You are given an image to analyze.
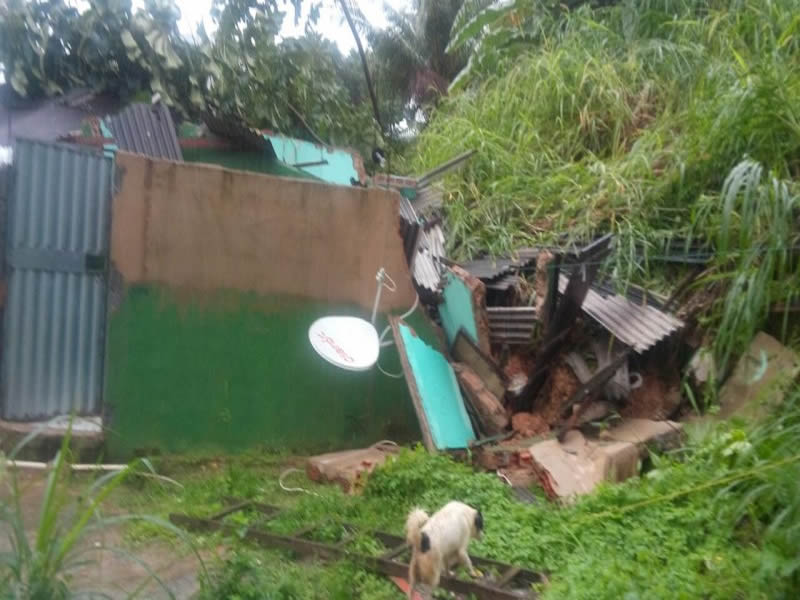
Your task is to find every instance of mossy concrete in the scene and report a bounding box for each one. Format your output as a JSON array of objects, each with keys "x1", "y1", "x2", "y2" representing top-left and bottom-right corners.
[{"x1": 105, "y1": 285, "x2": 433, "y2": 459}]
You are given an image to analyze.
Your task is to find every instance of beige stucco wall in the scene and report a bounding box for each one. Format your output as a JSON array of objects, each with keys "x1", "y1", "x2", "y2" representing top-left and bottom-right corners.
[{"x1": 111, "y1": 152, "x2": 416, "y2": 311}]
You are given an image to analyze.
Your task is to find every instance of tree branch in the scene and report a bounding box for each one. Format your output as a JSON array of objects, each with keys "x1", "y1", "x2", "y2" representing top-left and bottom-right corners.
[{"x1": 337, "y1": 0, "x2": 385, "y2": 135}]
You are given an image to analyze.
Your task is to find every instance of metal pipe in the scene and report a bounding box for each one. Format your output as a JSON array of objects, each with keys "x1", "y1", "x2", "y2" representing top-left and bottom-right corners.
[
  {"x1": 371, "y1": 268, "x2": 386, "y2": 325},
  {"x1": 5, "y1": 460, "x2": 126, "y2": 471}
]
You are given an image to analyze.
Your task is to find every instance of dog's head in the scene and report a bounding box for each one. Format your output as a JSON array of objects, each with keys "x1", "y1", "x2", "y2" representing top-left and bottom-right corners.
[{"x1": 472, "y1": 507, "x2": 484, "y2": 539}]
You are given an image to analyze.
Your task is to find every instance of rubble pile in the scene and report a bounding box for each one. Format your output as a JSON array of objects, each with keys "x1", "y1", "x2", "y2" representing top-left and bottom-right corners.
[
  {"x1": 390, "y1": 194, "x2": 799, "y2": 502},
  {"x1": 311, "y1": 158, "x2": 800, "y2": 504}
]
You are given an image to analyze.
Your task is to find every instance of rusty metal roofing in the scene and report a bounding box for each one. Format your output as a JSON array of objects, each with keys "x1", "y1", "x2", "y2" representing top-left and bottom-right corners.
[
  {"x1": 558, "y1": 274, "x2": 684, "y2": 353},
  {"x1": 108, "y1": 102, "x2": 183, "y2": 161}
]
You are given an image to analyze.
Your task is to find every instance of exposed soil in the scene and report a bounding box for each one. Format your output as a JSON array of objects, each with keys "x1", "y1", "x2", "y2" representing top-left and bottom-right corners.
[
  {"x1": 511, "y1": 412, "x2": 550, "y2": 437},
  {"x1": 623, "y1": 375, "x2": 682, "y2": 420},
  {"x1": 503, "y1": 352, "x2": 535, "y2": 380},
  {"x1": 537, "y1": 362, "x2": 581, "y2": 425}
]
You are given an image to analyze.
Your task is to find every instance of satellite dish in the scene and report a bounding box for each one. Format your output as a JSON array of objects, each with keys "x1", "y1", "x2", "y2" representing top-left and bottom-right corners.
[{"x1": 308, "y1": 316, "x2": 380, "y2": 372}]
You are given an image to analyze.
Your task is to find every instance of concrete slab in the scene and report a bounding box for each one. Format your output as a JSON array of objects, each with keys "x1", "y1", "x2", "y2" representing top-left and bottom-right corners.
[{"x1": 718, "y1": 332, "x2": 800, "y2": 419}]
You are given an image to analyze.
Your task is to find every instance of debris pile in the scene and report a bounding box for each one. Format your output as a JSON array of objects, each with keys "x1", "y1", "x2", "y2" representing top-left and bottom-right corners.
[{"x1": 308, "y1": 152, "x2": 799, "y2": 503}]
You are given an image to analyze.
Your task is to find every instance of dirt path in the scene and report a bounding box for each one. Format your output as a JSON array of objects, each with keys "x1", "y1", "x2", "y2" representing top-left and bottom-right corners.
[{"x1": 1, "y1": 471, "x2": 213, "y2": 599}]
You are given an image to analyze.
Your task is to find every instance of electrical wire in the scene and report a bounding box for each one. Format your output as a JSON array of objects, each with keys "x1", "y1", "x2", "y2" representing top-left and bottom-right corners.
[
  {"x1": 376, "y1": 293, "x2": 420, "y2": 378},
  {"x1": 278, "y1": 442, "x2": 398, "y2": 496},
  {"x1": 279, "y1": 468, "x2": 320, "y2": 497}
]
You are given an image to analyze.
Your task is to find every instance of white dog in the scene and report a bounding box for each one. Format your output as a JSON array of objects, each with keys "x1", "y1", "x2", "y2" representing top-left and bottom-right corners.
[{"x1": 404, "y1": 501, "x2": 484, "y2": 598}]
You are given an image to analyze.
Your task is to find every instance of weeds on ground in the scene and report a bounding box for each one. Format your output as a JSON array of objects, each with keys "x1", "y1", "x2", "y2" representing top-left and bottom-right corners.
[
  {"x1": 0, "y1": 422, "x2": 197, "y2": 599},
  {"x1": 189, "y1": 386, "x2": 800, "y2": 600}
]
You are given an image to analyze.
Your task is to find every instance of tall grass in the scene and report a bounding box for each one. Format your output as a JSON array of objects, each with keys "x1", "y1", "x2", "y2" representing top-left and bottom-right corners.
[
  {"x1": 0, "y1": 422, "x2": 197, "y2": 599},
  {"x1": 412, "y1": 0, "x2": 800, "y2": 289},
  {"x1": 691, "y1": 159, "x2": 800, "y2": 374}
]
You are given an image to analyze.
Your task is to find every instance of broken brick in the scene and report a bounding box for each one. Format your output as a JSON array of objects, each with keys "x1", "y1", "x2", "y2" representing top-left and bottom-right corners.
[
  {"x1": 306, "y1": 442, "x2": 399, "y2": 495},
  {"x1": 453, "y1": 362, "x2": 509, "y2": 435}
]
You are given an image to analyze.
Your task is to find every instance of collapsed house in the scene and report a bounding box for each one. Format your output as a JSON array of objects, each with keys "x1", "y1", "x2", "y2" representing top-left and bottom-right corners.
[
  {"x1": 2, "y1": 95, "x2": 798, "y2": 495},
  {"x1": 0, "y1": 97, "x2": 437, "y2": 458}
]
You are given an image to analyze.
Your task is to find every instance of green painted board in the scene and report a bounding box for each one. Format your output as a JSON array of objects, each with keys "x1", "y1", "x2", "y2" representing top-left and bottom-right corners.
[
  {"x1": 266, "y1": 134, "x2": 360, "y2": 186},
  {"x1": 396, "y1": 322, "x2": 476, "y2": 450},
  {"x1": 439, "y1": 270, "x2": 479, "y2": 350},
  {"x1": 182, "y1": 147, "x2": 322, "y2": 181}
]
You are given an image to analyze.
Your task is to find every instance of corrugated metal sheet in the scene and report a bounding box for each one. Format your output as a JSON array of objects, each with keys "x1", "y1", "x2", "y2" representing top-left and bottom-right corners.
[
  {"x1": 2, "y1": 139, "x2": 112, "y2": 420},
  {"x1": 398, "y1": 194, "x2": 418, "y2": 225},
  {"x1": 203, "y1": 111, "x2": 271, "y2": 153},
  {"x1": 487, "y1": 273, "x2": 522, "y2": 292},
  {"x1": 461, "y1": 248, "x2": 539, "y2": 281},
  {"x1": 558, "y1": 274, "x2": 683, "y2": 353},
  {"x1": 411, "y1": 224, "x2": 446, "y2": 293},
  {"x1": 487, "y1": 307, "x2": 537, "y2": 344},
  {"x1": 109, "y1": 103, "x2": 183, "y2": 161},
  {"x1": 415, "y1": 183, "x2": 444, "y2": 213}
]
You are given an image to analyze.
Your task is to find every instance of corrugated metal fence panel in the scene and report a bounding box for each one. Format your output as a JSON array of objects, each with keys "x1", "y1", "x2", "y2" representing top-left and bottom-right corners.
[
  {"x1": 109, "y1": 103, "x2": 183, "y2": 161},
  {"x1": 2, "y1": 139, "x2": 112, "y2": 420},
  {"x1": 0, "y1": 166, "x2": 8, "y2": 278}
]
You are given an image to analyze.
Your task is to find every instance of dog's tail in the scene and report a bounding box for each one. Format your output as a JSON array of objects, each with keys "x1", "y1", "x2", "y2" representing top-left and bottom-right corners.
[{"x1": 405, "y1": 508, "x2": 429, "y2": 549}]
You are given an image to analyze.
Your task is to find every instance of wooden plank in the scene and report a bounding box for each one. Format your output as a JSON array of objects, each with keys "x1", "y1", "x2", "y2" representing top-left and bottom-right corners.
[
  {"x1": 170, "y1": 513, "x2": 538, "y2": 600},
  {"x1": 379, "y1": 542, "x2": 409, "y2": 560},
  {"x1": 452, "y1": 328, "x2": 507, "y2": 400},
  {"x1": 390, "y1": 317, "x2": 438, "y2": 452},
  {"x1": 496, "y1": 567, "x2": 521, "y2": 587},
  {"x1": 210, "y1": 500, "x2": 252, "y2": 521}
]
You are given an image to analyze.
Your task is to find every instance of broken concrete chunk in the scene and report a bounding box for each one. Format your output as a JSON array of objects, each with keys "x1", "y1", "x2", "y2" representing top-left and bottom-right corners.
[
  {"x1": 718, "y1": 332, "x2": 800, "y2": 420},
  {"x1": 600, "y1": 418, "x2": 683, "y2": 453},
  {"x1": 306, "y1": 442, "x2": 400, "y2": 495},
  {"x1": 688, "y1": 347, "x2": 717, "y2": 386},
  {"x1": 452, "y1": 363, "x2": 510, "y2": 435},
  {"x1": 451, "y1": 329, "x2": 507, "y2": 400},
  {"x1": 528, "y1": 430, "x2": 640, "y2": 501}
]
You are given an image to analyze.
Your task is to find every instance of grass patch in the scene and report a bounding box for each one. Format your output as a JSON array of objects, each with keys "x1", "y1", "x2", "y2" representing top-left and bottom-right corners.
[
  {"x1": 120, "y1": 387, "x2": 800, "y2": 599},
  {"x1": 409, "y1": 0, "x2": 800, "y2": 383}
]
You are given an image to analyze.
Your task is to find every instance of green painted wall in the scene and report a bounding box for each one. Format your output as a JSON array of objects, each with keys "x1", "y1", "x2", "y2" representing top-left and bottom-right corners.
[
  {"x1": 439, "y1": 270, "x2": 479, "y2": 351},
  {"x1": 105, "y1": 285, "x2": 435, "y2": 459},
  {"x1": 266, "y1": 134, "x2": 360, "y2": 185},
  {"x1": 182, "y1": 147, "x2": 321, "y2": 181},
  {"x1": 398, "y1": 322, "x2": 475, "y2": 450}
]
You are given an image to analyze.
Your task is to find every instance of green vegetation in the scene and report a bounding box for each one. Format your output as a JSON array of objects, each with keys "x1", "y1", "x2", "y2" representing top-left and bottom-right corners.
[
  {"x1": 112, "y1": 386, "x2": 800, "y2": 599},
  {"x1": 0, "y1": 424, "x2": 191, "y2": 599},
  {"x1": 411, "y1": 0, "x2": 800, "y2": 374}
]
